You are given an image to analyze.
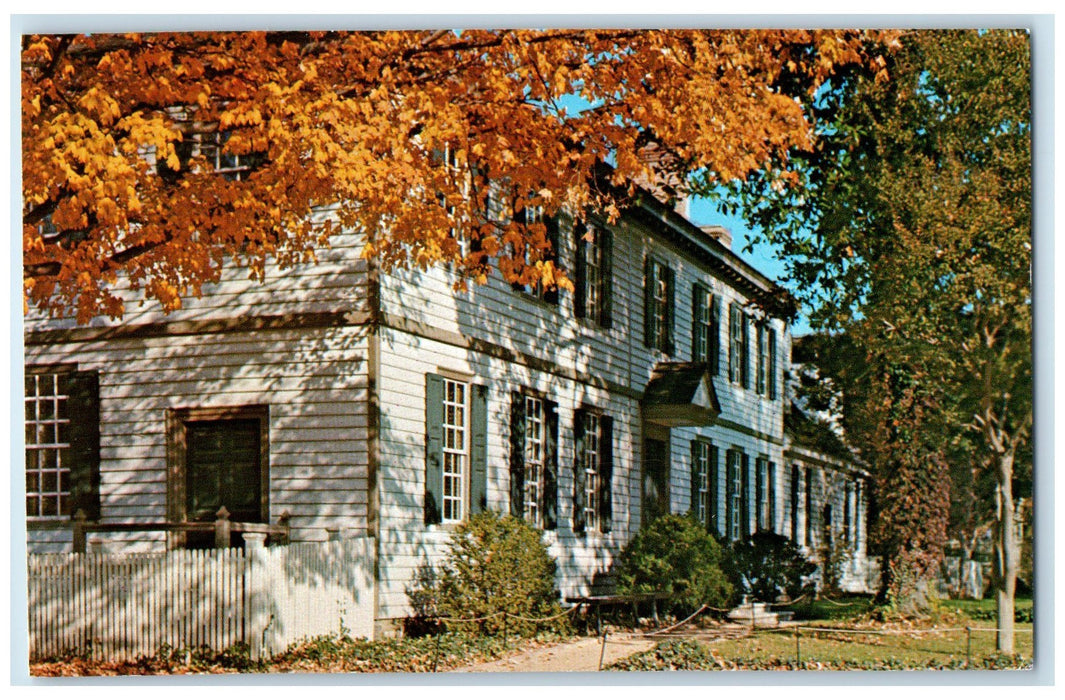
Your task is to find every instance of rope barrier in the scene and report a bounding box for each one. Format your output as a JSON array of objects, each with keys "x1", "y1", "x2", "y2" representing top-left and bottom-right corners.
[
  {"x1": 505, "y1": 605, "x2": 582, "y2": 623},
  {"x1": 645, "y1": 604, "x2": 709, "y2": 636}
]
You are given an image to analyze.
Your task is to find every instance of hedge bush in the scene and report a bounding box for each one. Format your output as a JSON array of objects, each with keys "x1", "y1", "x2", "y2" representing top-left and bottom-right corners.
[
  {"x1": 405, "y1": 511, "x2": 570, "y2": 638},
  {"x1": 726, "y1": 530, "x2": 817, "y2": 602},
  {"x1": 614, "y1": 513, "x2": 732, "y2": 615}
]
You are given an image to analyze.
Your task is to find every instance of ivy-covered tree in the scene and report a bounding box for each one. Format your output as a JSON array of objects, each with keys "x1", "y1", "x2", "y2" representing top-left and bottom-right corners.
[{"x1": 718, "y1": 29, "x2": 1031, "y2": 651}]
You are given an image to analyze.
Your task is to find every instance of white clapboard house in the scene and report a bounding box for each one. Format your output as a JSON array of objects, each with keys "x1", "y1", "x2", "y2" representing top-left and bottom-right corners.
[{"x1": 24, "y1": 177, "x2": 877, "y2": 640}]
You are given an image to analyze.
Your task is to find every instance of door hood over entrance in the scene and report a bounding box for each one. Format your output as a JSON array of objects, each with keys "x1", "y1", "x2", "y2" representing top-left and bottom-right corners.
[{"x1": 641, "y1": 362, "x2": 721, "y2": 427}]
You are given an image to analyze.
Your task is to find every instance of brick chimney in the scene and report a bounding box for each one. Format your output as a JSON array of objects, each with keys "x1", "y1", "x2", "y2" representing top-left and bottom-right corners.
[{"x1": 700, "y1": 225, "x2": 732, "y2": 249}]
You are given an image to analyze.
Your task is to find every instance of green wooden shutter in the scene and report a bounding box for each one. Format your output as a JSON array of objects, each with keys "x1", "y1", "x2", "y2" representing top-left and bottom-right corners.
[
  {"x1": 509, "y1": 391, "x2": 526, "y2": 518},
  {"x1": 755, "y1": 458, "x2": 764, "y2": 531},
  {"x1": 643, "y1": 256, "x2": 655, "y2": 348},
  {"x1": 573, "y1": 223, "x2": 587, "y2": 319},
  {"x1": 543, "y1": 216, "x2": 560, "y2": 305},
  {"x1": 600, "y1": 228, "x2": 614, "y2": 328},
  {"x1": 769, "y1": 462, "x2": 777, "y2": 533},
  {"x1": 664, "y1": 266, "x2": 675, "y2": 355},
  {"x1": 61, "y1": 370, "x2": 101, "y2": 521},
  {"x1": 599, "y1": 414, "x2": 613, "y2": 533},
  {"x1": 709, "y1": 443, "x2": 720, "y2": 535},
  {"x1": 725, "y1": 449, "x2": 735, "y2": 539},
  {"x1": 741, "y1": 452, "x2": 750, "y2": 538},
  {"x1": 469, "y1": 384, "x2": 488, "y2": 514},
  {"x1": 543, "y1": 400, "x2": 559, "y2": 530},
  {"x1": 690, "y1": 440, "x2": 701, "y2": 520},
  {"x1": 424, "y1": 374, "x2": 444, "y2": 525},
  {"x1": 572, "y1": 408, "x2": 587, "y2": 533}
]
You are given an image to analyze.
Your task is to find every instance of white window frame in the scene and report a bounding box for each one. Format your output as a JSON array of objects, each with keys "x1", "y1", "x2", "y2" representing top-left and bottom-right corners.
[
  {"x1": 582, "y1": 413, "x2": 601, "y2": 532},
  {"x1": 757, "y1": 457, "x2": 771, "y2": 531},
  {"x1": 694, "y1": 286, "x2": 714, "y2": 362},
  {"x1": 441, "y1": 378, "x2": 470, "y2": 523},
  {"x1": 583, "y1": 225, "x2": 607, "y2": 324},
  {"x1": 728, "y1": 450, "x2": 743, "y2": 541},
  {"x1": 693, "y1": 440, "x2": 710, "y2": 524},
  {"x1": 523, "y1": 395, "x2": 545, "y2": 527},
  {"x1": 25, "y1": 372, "x2": 71, "y2": 520}
]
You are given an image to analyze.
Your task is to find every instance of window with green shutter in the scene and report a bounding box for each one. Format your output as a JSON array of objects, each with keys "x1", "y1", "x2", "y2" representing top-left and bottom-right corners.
[
  {"x1": 690, "y1": 439, "x2": 716, "y2": 530},
  {"x1": 573, "y1": 408, "x2": 612, "y2": 534},
  {"x1": 510, "y1": 390, "x2": 558, "y2": 530},
  {"x1": 512, "y1": 203, "x2": 561, "y2": 305},
  {"x1": 692, "y1": 284, "x2": 720, "y2": 372},
  {"x1": 726, "y1": 448, "x2": 745, "y2": 541},
  {"x1": 644, "y1": 257, "x2": 674, "y2": 354},
  {"x1": 575, "y1": 223, "x2": 613, "y2": 327},
  {"x1": 24, "y1": 366, "x2": 100, "y2": 521},
  {"x1": 426, "y1": 374, "x2": 487, "y2": 525}
]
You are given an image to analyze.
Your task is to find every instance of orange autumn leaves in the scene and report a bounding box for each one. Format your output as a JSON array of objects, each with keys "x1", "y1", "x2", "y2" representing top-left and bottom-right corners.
[{"x1": 22, "y1": 30, "x2": 894, "y2": 323}]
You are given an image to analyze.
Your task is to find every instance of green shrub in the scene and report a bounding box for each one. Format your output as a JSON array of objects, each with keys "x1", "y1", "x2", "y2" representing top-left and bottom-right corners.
[
  {"x1": 726, "y1": 530, "x2": 817, "y2": 602},
  {"x1": 614, "y1": 513, "x2": 732, "y2": 615},
  {"x1": 405, "y1": 511, "x2": 569, "y2": 638}
]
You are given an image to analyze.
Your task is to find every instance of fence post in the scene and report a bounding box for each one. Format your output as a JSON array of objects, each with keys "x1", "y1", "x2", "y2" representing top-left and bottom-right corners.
[
  {"x1": 73, "y1": 509, "x2": 87, "y2": 554},
  {"x1": 214, "y1": 506, "x2": 231, "y2": 549},
  {"x1": 795, "y1": 625, "x2": 801, "y2": 667},
  {"x1": 278, "y1": 510, "x2": 291, "y2": 545},
  {"x1": 598, "y1": 630, "x2": 608, "y2": 671},
  {"x1": 966, "y1": 626, "x2": 972, "y2": 667},
  {"x1": 243, "y1": 533, "x2": 268, "y2": 660},
  {"x1": 750, "y1": 598, "x2": 756, "y2": 631}
]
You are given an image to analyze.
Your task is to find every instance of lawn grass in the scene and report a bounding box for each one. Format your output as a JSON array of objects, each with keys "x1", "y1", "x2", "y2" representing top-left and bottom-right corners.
[{"x1": 608, "y1": 601, "x2": 1035, "y2": 672}]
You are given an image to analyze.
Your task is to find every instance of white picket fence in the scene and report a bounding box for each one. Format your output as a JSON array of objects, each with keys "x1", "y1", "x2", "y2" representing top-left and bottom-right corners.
[{"x1": 27, "y1": 535, "x2": 376, "y2": 661}]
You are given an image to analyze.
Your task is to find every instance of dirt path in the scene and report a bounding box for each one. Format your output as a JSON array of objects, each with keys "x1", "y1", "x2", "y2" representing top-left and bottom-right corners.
[{"x1": 454, "y1": 633, "x2": 657, "y2": 673}]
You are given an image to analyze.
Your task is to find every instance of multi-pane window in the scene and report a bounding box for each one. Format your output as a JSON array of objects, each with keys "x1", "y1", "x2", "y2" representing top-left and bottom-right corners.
[
  {"x1": 727, "y1": 449, "x2": 744, "y2": 541},
  {"x1": 25, "y1": 372, "x2": 70, "y2": 518},
  {"x1": 523, "y1": 396, "x2": 545, "y2": 527},
  {"x1": 692, "y1": 284, "x2": 718, "y2": 369},
  {"x1": 644, "y1": 257, "x2": 674, "y2": 353},
  {"x1": 756, "y1": 323, "x2": 768, "y2": 395},
  {"x1": 576, "y1": 224, "x2": 612, "y2": 326},
  {"x1": 513, "y1": 203, "x2": 560, "y2": 303},
  {"x1": 170, "y1": 131, "x2": 260, "y2": 182},
  {"x1": 729, "y1": 303, "x2": 748, "y2": 386},
  {"x1": 441, "y1": 378, "x2": 469, "y2": 523},
  {"x1": 756, "y1": 457, "x2": 771, "y2": 531},
  {"x1": 691, "y1": 440, "x2": 711, "y2": 524},
  {"x1": 581, "y1": 413, "x2": 602, "y2": 532}
]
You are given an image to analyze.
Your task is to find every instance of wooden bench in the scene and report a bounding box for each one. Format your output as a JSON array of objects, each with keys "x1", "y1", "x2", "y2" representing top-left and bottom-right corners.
[{"x1": 565, "y1": 592, "x2": 671, "y2": 635}]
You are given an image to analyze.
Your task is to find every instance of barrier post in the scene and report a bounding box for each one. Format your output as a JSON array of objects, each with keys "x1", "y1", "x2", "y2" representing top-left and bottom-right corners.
[
  {"x1": 966, "y1": 626, "x2": 972, "y2": 667},
  {"x1": 795, "y1": 625, "x2": 801, "y2": 666}
]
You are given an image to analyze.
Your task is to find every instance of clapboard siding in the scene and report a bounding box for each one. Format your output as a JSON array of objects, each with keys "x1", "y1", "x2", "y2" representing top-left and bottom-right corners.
[
  {"x1": 375, "y1": 325, "x2": 643, "y2": 620},
  {"x1": 24, "y1": 323, "x2": 371, "y2": 552},
  {"x1": 25, "y1": 232, "x2": 370, "y2": 331}
]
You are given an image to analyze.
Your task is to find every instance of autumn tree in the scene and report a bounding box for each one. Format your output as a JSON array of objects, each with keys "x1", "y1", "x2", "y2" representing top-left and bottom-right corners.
[
  {"x1": 720, "y1": 29, "x2": 1031, "y2": 650},
  {"x1": 22, "y1": 29, "x2": 892, "y2": 323}
]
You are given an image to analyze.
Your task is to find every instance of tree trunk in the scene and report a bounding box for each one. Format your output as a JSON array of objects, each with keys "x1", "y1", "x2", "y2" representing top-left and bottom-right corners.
[{"x1": 991, "y1": 449, "x2": 1017, "y2": 654}]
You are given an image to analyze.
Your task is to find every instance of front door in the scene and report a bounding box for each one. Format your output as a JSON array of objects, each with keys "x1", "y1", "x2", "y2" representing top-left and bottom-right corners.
[{"x1": 642, "y1": 431, "x2": 670, "y2": 526}]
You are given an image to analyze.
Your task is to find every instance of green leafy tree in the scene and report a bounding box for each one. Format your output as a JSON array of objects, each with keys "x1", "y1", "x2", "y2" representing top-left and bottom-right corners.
[{"x1": 719, "y1": 29, "x2": 1030, "y2": 650}]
